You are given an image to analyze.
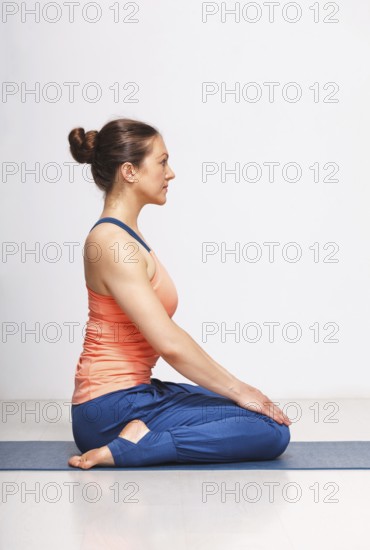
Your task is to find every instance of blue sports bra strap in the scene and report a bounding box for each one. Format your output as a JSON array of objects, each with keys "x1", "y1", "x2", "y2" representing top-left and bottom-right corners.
[{"x1": 89, "y1": 217, "x2": 151, "y2": 253}]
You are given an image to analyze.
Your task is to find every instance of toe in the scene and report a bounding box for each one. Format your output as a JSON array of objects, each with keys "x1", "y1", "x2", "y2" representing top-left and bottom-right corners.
[
  {"x1": 68, "y1": 455, "x2": 81, "y2": 468},
  {"x1": 79, "y1": 455, "x2": 90, "y2": 469}
]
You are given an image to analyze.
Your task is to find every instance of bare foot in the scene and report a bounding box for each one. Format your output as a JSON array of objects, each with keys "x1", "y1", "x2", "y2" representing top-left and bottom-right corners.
[
  {"x1": 68, "y1": 419, "x2": 150, "y2": 469},
  {"x1": 68, "y1": 445, "x2": 114, "y2": 469}
]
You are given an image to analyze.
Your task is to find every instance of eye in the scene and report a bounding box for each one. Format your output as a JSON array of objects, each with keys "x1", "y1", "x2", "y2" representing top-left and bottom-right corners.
[{"x1": 161, "y1": 159, "x2": 167, "y2": 166}]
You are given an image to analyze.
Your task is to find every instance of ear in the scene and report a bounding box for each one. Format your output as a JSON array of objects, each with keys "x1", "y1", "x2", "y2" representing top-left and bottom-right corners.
[{"x1": 120, "y1": 162, "x2": 136, "y2": 182}]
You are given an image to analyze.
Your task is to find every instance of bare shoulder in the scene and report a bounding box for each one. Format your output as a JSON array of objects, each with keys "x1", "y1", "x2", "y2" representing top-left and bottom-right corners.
[{"x1": 83, "y1": 223, "x2": 154, "y2": 295}]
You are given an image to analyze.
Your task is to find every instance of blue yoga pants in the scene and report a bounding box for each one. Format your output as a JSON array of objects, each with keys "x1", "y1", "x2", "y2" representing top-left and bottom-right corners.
[{"x1": 71, "y1": 377, "x2": 291, "y2": 467}]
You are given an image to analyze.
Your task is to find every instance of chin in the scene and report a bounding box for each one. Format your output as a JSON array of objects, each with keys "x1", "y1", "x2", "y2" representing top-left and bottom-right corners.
[{"x1": 149, "y1": 196, "x2": 167, "y2": 206}]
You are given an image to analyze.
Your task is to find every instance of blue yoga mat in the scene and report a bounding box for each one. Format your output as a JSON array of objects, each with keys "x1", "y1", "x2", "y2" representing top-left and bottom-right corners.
[{"x1": 0, "y1": 441, "x2": 369, "y2": 470}]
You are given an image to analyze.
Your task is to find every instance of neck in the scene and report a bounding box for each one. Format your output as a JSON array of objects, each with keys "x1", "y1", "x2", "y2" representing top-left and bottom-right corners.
[{"x1": 100, "y1": 195, "x2": 144, "y2": 233}]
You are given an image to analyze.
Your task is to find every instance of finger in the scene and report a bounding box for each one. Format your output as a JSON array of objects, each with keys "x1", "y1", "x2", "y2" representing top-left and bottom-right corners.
[
  {"x1": 277, "y1": 410, "x2": 291, "y2": 425},
  {"x1": 273, "y1": 406, "x2": 285, "y2": 424},
  {"x1": 263, "y1": 404, "x2": 283, "y2": 423},
  {"x1": 265, "y1": 402, "x2": 283, "y2": 422}
]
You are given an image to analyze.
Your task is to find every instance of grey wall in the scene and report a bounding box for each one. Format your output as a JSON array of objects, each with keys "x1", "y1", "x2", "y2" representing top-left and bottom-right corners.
[{"x1": 1, "y1": 1, "x2": 369, "y2": 400}]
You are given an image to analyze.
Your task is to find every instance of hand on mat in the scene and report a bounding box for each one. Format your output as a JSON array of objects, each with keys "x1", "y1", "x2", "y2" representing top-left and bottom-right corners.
[{"x1": 232, "y1": 382, "x2": 292, "y2": 426}]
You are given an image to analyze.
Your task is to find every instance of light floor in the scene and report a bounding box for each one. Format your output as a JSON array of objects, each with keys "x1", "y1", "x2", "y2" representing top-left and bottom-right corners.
[{"x1": 0, "y1": 398, "x2": 369, "y2": 550}]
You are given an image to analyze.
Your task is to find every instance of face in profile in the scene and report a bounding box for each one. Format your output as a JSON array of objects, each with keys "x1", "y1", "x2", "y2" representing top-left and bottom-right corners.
[{"x1": 122, "y1": 134, "x2": 176, "y2": 205}]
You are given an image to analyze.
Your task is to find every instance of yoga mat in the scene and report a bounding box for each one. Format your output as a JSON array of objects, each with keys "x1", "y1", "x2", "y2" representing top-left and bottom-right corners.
[{"x1": 0, "y1": 441, "x2": 369, "y2": 470}]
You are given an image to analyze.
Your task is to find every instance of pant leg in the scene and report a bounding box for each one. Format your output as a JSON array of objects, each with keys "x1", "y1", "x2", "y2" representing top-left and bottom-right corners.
[
  {"x1": 71, "y1": 378, "x2": 209, "y2": 453},
  {"x1": 71, "y1": 382, "x2": 154, "y2": 453},
  {"x1": 151, "y1": 377, "x2": 227, "y2": 398},
  {"x1": 71, "y1": 377, "x2": 221, "y2": 451},
  {"x1": 106, "y1": 379, "x2": 291, "y2": 467}
]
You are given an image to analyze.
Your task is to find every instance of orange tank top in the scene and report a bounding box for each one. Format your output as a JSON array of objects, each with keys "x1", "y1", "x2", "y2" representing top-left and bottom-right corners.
[{"x1": 71, "y1": 218, "x2": 178, "y2": 405}]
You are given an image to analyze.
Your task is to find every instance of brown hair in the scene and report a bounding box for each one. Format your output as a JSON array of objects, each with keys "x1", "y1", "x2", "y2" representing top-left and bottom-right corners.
[{"x1": 68, "y1": 117, "x2": 160, "y2": 195}]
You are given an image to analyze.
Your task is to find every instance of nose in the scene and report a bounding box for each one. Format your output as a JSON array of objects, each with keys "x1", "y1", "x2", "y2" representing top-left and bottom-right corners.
[{"x1": 166, "y1": 165, "x2": 175, "y2": 181}]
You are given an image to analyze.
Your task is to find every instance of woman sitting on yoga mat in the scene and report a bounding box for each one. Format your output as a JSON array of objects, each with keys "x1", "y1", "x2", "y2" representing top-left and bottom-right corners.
[{"x1": 67, "y1": 117, "x2": 292, "y2": 469}]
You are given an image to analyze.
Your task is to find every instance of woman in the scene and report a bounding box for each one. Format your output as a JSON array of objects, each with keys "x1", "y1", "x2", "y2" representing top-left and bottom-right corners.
[{"x1": 68, "y1": 117, "x2": 292, "y2": 469}]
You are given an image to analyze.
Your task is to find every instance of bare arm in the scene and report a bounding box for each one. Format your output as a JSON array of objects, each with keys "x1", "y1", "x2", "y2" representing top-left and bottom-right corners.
[
  {"x1": 162, "y1": 328, "x2": 291, "y2": 425},
  {"x1": 161, "y1": 322, "x2": 240, "y2": 399},
  {"x1": 92, "y1": 232, "x2": 291, "y2": 426}
]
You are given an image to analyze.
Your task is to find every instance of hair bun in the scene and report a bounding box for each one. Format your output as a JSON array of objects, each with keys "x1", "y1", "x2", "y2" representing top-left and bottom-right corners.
[{"x1": 68, "y1": 127, "x2": 98, "y2": 164}]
